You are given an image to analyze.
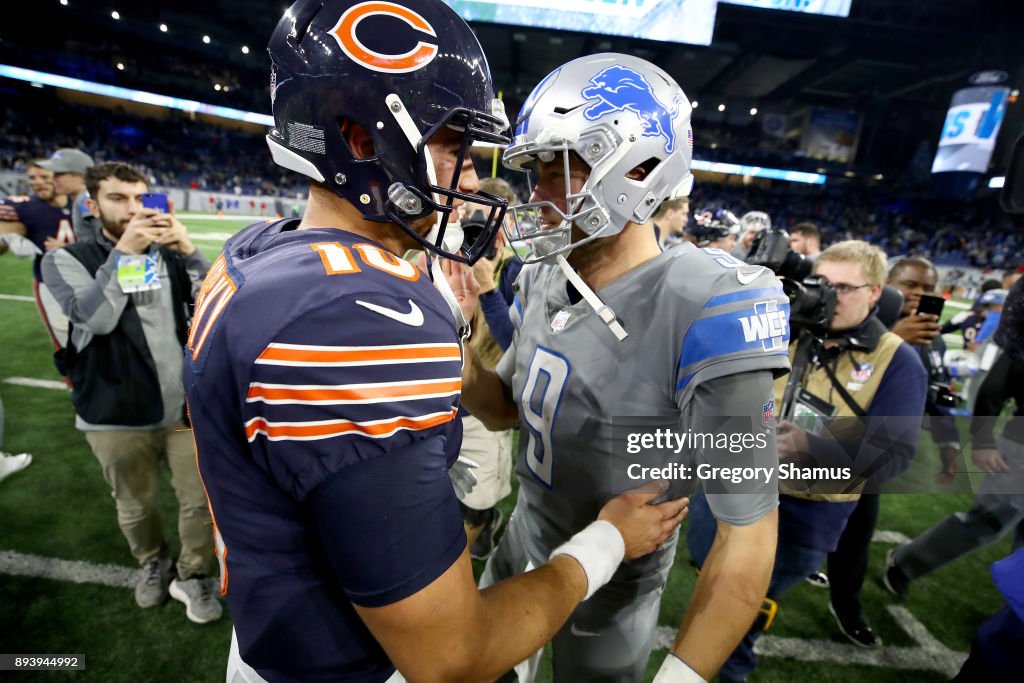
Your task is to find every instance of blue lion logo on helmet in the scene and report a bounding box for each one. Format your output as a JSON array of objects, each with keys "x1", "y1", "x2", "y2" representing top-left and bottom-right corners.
[{"x1": 580, "y1": 65, "x2": 684, "y2": 153}]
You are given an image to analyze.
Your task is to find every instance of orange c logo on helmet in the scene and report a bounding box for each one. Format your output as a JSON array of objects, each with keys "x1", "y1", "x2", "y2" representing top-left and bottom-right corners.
[{"x1": 331, "y1": 1, "x2": 438, "y2": 74}]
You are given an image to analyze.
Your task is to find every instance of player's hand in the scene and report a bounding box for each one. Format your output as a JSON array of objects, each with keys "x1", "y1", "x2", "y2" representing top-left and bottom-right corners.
[
  {"x1": 933, "y1": 446, "x2": 961, "y2": 485},
  {"x1": 598, "y1": 484, "x2": 688, "y2": 560},
  {"x1": 971, "y1": 448, "x2": 1009, "y2": 474},
  {"x1": 471, "y1": 245, "x2": 502, "y2": 295},
  {"x1": 116, "y1": 208, "x2": 165, "y2": 254},
  {"x1": 890, "y1": 313, "x2": 940, "y2": 345},
  {"x1": 776, "y1": 420, "x2": 809, "y2": 461},
  {"x1": 449, "y1": 455, "x2": 479, "y2": 500},
  {"x1": 43, "y1": 236, "x2": 63, "y2": 251},
  {"x1": 152, "y1": 214, "x2": 196, "y2": 256},
  {"x1": 440, "y1": 258, "x2": 481, "y2": 321}
]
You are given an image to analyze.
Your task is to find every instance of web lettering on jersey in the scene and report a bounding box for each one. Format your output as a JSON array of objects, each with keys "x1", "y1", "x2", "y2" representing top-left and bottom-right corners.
[
  {"x1": 188, "y1": 254, "x2": 237, "y2": 360},
  {"x1": 521, "y1": 347, "x2": 570, "y2": 488}
]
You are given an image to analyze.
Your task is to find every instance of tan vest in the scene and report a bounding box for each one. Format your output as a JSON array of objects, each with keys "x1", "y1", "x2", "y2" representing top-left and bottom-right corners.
[{"x1": 773, "y1": 325, "x2": 904, "y2": 503}]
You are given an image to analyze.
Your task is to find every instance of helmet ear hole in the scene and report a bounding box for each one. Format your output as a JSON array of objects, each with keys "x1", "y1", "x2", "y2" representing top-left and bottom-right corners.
[
  {"x1": 627, "y1": 157, "x2": 660, "y2": 181},
  {"x1": 340, "y1": 121, "x2": 375, "y2": 160}
]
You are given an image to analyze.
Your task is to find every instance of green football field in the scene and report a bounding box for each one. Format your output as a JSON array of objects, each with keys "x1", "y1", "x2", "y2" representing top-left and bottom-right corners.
[{"x1": 0, "y1": 216, "x2": 1011, "y2": 682}]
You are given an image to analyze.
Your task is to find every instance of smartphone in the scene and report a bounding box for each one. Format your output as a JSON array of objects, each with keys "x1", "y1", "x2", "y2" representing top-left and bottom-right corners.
[
  {"x1": 141, "y1": 192, "x2": 170, "y2": 214},
  {"x1": 916, "y1": 294, "x2": 946, "y2": 317}
]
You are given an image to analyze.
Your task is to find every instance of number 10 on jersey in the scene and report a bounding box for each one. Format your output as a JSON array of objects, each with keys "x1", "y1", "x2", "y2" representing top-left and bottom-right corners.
[{"x1": 521, "y1": 347, "x2": 570, "y2": 488}]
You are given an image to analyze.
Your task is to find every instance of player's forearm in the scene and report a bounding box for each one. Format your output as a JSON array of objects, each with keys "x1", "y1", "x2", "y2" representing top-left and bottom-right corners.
[
  {"x1": 447, "y1": 556, "x2": 588, "y2": 682},
  {"x1": 671, "y1": 511, "x2": 777, "y2": 679},
  {"x1": 460, "y1": 345, "x2": 518, "y2": 430}
]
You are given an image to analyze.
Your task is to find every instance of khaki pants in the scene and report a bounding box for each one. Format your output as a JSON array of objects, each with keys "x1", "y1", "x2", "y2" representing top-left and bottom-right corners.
[{"x1": 85, "y1": 421, "x2": 213, "y2": 579}]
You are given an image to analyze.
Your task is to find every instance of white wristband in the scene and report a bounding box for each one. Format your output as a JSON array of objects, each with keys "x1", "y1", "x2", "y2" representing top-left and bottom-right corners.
[
  {"x1": 653, "y1": 654, "x2": 705, "y2": 683},
  {"x1": 549, "y1": 520, "x2": 625, "y2": 601}
]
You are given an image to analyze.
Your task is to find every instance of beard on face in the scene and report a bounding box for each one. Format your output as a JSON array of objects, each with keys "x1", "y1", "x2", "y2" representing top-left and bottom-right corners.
[
  {"x1": 566, "y1": 224, "x2": 625, "y2": 273},
  {"x1": 32, "y1": 184, "x2": 55, "y2": 201},
  {"x1": 98, "y1": 211, "x2": 130, "y2": 241}
]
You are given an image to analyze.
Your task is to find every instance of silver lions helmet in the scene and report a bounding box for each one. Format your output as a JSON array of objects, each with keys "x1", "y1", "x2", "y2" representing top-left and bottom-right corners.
[
  {"x1": 740, "y1": 211, "x2": 772, "y2": 234},
  {"x1": 503, "y1": 53, "x2": 694, "y2": 262}
]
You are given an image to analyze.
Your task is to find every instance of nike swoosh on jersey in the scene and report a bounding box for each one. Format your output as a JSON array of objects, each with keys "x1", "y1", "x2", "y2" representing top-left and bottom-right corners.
[
  {"x1": 736, "y1": 267, "x2": 765, "y2": 285},
  {"x1": 355, "y1": 299, "x2": 425, "y2": 327}
]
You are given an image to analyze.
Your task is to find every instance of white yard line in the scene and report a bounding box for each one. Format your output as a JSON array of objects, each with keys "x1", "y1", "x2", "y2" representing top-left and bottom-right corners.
[
  {"x1": 3, "y1": 377, "x2": 69, "y2": 391},
  {"x1": 0, "y1": 293, "x2": 35, "y2": 302},
  {"x1": 190, "y1": 232, "x2": 236, "y2": 242},
  {"x1": 0, "y1": 550, "x2": 136, "y2": 589},
  {"x1": 653, "y1": 604, "x2": 965, "y2": 676},
  {"x1": 872, "y1": 530, "x2": 912, "y2": 545}
]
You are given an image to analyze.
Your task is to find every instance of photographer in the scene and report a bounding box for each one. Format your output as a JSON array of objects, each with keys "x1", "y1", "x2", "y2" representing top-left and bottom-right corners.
[
  {"x1": 40, "y1": 162, "x2": 219, "y2": 623},
  {"x1": 887, "y1": 258, "x2": 962, "y2": 483},
  {"x1": 693, "y1": 241, "x2": 927, "y2": 680}
]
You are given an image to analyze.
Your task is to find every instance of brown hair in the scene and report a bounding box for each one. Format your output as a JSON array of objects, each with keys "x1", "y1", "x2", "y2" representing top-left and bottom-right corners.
[
  {"x1": 85, "y1": 162, "x2": 148, "y2": 198},
  {"x1": 478, "y1": 177, "x2": 517, "y2": 205},
  {"x1": 653, "y1": 197, "x2": 689, "y2": 220},
  {"x1": 790, "y1": 222, "x2": 820, "y2": 240}
]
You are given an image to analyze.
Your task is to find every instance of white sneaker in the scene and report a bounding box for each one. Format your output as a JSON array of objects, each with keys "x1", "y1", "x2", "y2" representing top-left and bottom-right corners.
[
  {"x1": 170, "y1": 575, "x2": 223, "y2": 624},
  {"x1": 0, "y1": 452, "x2": 32, "y2": 483}
]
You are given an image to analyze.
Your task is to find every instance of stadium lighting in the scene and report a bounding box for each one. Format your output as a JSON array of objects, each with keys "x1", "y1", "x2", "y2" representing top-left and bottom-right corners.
[
  {"x1": 717, "y1": 104, "x2": 725, "y2": 112},
  {"x1": 692, "y1": 101, "x2": 698, "y2": 109},
  {"x1": 690, "y1": 160, "x2": 826, "y2": 185},
  {"x1": 241, "y1": 45, "x2": 250, "y2": 54},
  {"x1": 874, "y1": 174, "x2": 884, "y2": 180},
  {"x1": 116, "y1": 62, "x2": 125, "y2": 71},
  {"x1": 750, "y1": 107, "x2": 758, "y2": 116},
  {"x1": 223, "y1": 86, "x2": 230, "y2": 92},
  {"x1": 111, "y1": 10, "x2": 120, "y2": 20},
  {"x1": 31, "y1": 82, "x2": 44, "y2": 88},
  {"x1": 214, "y1": 83, "x2": 222, "y2": 91},
  {"x1": 59, "y1": 0, "x2": 68, "y2": 5},
  {"x1": 0, "y1": 63, "x2": 274, "y2": 126},
  {"x1": 159, "y1": 23, "x2": 168, "y2": 32},
  {"x1": 989, "y1": 176, "x2": 1006, "y2": 189},
  {"x1": 203, "y1": 35, "x2": 211, "y2": 44}
]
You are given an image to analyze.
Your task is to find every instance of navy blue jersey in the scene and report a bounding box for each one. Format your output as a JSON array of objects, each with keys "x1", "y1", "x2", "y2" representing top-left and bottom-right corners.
[
  {"x1": 184, "y1": 220, "x2": 466, "y2": 682},
  {"x1": 0, "y1": 195, "x2": 73, "y2": 280}
]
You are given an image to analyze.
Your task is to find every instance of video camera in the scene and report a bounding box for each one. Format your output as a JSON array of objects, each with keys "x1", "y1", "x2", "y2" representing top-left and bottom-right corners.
[
  {"x1": 929, "y1": 383, "x2": 961, "y2": 409},
  {"x1": 461, "y1": 210, "x2": 499, "y2": 260},
  {"x1": 746, "y1": 227, "x2": 837, "y2": 337}
]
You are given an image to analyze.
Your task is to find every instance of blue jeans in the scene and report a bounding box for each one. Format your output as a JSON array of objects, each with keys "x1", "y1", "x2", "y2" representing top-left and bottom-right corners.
[{"x1": 686, "y1": 492, "x2": 827, "y2": 681}]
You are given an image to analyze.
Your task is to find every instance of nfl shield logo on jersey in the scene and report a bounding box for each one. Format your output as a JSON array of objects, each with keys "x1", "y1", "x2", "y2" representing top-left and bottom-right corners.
[
  {"x1": 551, "y1": 310, "x2": 571, "y2": 333},
  {"x1": 762, "y1": 398, "x2": 775, "y2": 427}
]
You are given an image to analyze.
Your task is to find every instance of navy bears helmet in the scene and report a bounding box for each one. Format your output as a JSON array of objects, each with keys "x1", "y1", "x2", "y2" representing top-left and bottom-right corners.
[{"x1": 266, "y1": 0, "x2": 511, "y2": 263}]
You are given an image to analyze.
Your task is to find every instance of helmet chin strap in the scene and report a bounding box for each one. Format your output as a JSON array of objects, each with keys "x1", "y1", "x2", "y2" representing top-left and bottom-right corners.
[
  {"x1": 554, "y1": 254, "x2": 628, "y2": 341},
  {"x1": 426, "y1": 254, "x2": 471, "y2": 342}
]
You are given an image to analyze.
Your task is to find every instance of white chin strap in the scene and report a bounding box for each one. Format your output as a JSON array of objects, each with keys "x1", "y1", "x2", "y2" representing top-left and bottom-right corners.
[
  {"x1": 555, "y1": 254, "x2": 628, "y2": 341},
  {"x1": 429, "y1": 257, "x2": 470, "y2": 342}
]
